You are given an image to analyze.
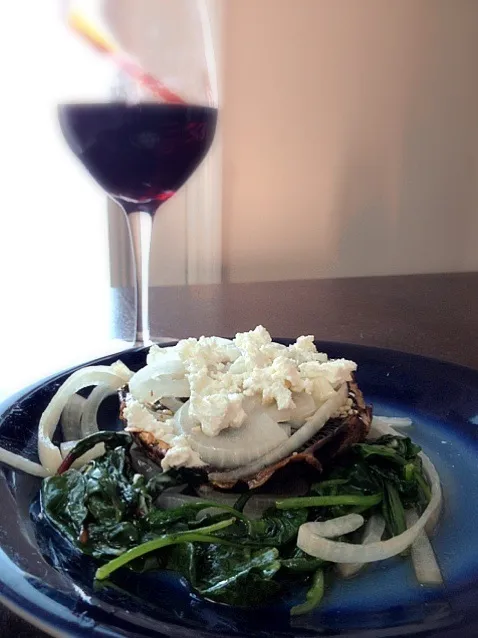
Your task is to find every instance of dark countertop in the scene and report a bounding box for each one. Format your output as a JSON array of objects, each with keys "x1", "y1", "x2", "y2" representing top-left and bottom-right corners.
[
  {"x1": 143, "y1": 271, "x2": 478, "y2": 369},
  {"x1": 2, "y1": 271, "x2": 477, "y2": 636}
]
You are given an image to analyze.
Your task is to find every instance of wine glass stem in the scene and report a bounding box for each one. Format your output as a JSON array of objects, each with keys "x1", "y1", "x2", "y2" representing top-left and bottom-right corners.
[{"x1": 128, "y1": 211, "x2": 153, "y2": 345}]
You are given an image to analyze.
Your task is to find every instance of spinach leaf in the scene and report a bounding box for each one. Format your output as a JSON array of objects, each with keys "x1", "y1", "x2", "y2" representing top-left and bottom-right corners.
[
  {"x1": 290, "y1": 568, "x2": 325, "y2": 616},
  {"x1": 145, "y1": 467, "x2": 205, "y2": 499},
  {"x1": 381, "y1": 482, "x2": 407, "y2": 538},
  {"x1": 83, "y1": 447, "x2": 149, "y2": 523},
  {"x1": 96, "y1": 518, "x2": 237, "y2": 580},
  {"x1": 275, "y1": 493, "x2": 382, "y2": 511},
  {"x1": 317, "y1": 435, "x2": 431, "y2": 529},
  {"x1": 43, "y1": 447, "x2": 151, "y2": 558},
  {"x1": 41, "y1": 470, "x2": 87, "y2": 544},
  {"x1": 281, "y1": 554, "x2": 324, "y2": 574},
  {"x1": 41, "y1": 430, "x2": 433, "y2": 615},
  {"x1": 58, "y1": 431, "x2": 133, "y2": 474},
  {"x1": 233, "y1": 492, "x2": 253, "y2": 513},
  {"x1": 203, "y1": 570, "x2": 281, "y2": 606},
  {"x1": 142, "y1": 503, "x2": 207, "y2": 537},
  {"x1": 146, "y1": 469, "x2": 188, "y2": 500},
  {"x1": 198, "y1": 547, "x2": 281, "y2": 606},
  {"x1": 354, "y1": 436, "x2": 421, "y2": 466},
  {"x1": 246, "y1": 508, "x2": 308, "y2": 546},
  {"x1": 86, "y1": 521, "x2": 141, "y2": 559},
  {"x1": 166, "y1": 542, "x2": 198, "y2": 585},
  {"x1": 321, "y1": 459, "x2": 380, "y2": 495}
]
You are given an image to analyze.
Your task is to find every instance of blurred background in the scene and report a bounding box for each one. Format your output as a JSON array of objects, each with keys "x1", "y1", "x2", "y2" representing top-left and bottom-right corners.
[
  {"x1": 110, "y1": 0, "x2": 478, "y2": 287},
  {"x1": 0, "y1": 0, "x2": 477, "y2": 393},
  {"x1": 220, "y1": 0, "x2": 478, "y2": 283}
]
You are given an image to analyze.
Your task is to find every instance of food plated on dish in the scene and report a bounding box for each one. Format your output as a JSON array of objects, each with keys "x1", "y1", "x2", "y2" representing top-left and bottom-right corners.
[{"x1": 0, "y1": 327, "x2": 443, "y2": 616}]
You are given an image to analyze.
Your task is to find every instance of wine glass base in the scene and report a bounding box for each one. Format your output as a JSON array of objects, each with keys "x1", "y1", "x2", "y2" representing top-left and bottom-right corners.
[
  {"x1": 134, "y1": 334, "x2": 179, "y2": 348},
  {"x1": 134, "y1": 330, "x2": 151, "y2": 347}
]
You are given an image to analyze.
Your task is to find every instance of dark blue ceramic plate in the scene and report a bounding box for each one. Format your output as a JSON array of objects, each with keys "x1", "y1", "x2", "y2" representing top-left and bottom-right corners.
[{"x1": 1, "y1": 341, "x2": 478, "y2": 637}]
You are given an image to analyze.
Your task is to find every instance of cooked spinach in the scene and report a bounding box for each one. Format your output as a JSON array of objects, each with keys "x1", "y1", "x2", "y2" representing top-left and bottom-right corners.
[
  {"x1": 290, "y1": 567, "x2": 325, "y2": 616},
  {"x1": 42, "y1": 445, "x2": 149, "y2": 559},
  {"x1": 95, "y1": 518, "x2": 238, "y2": 580},
  {"x1": 57, "y1": 431, "x2": 133, "y2": 474},
  {"x1": 246, "y1": 508, "x2": 309, "y2": 546},
  {"x1": 275, "y1": 492, "x2": 383, "y2": 511},
  {"x1": 197, "y1": 546, "x2": 281, "y2": 606},
  {"x1": 281, "y1": 548, "x2": 324, "y2": 573},
  {"x1": 41, "y1": 469, "x2": 87, "y2": 542},
  {"x1": 40, "y1": 434, "x2": 432, "y2": 615}
]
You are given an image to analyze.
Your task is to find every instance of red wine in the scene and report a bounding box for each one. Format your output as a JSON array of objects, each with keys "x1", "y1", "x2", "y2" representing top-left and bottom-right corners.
[{"x1": 58, "y1": 102, "x2": 217, "y2": 214}]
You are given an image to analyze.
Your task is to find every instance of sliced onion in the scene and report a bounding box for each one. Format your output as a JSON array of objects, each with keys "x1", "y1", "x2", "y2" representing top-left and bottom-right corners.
[
  {"x1": 301, "y1": 514, "x2": 365, "y2": 540},
  {"x1": 60, "y1": 394, "x2": 86, "y2": 441},
  {"x1": 212, "y1": 338, "x2": 241, "y2": 361},
  {"x1": 195, "y1": 506, "x2": 229, "y2": 521},
  {"x1": 337, "y1": 515, "x2": 386, "y2": 578},
  {"x1": 159, "y1": 488, "x2": 277, "y2": 520},
  {"x1": 160, "y1": 397, "x2": 184, "y2": 413},
  {"x1": 228, "y1": 356, "x2": 245, "y2": 374},
  {"x1": 0, "y1": 448, "x2": 48, "y2": 477},
  {"x1": 369, "y1": 416, "x2": 413, "y2": 439},
  {"x1": 209, "y1": 384, "x2": 347, "y2": 483},
  {"x1": 297, "y1": 452, "x2": 441, "y2": 563},
  {"x1": 156, "y1": 492, "x2": 205, "y2": 509},
  {"x1": 369, "y1": 417, "x2": 409, "y2": 439},
  {"x1": 287, "y1": 393, "x2": 317, "y2": 428},
  {"x1": 176, "y1": 401, "x2": 288, "y2": 469},
  {"x1": 243, "y1": 497, "x2": 277, "y2": 519},
  {"x1": 162, "y1": 483, "x2": 188, "y2": 495},
  {"x1": 290, "y1": 392, "x2": 317, "y2": 420},
  {"x1": 60, "y1": 440, "x2": 81, "y2": 457},
  {"x1": 196, "y1": 484, "x2": 239, "y2": 504},
  {"x1": 279, "y1": 424, "x2": 292, "y2": 437},
  {"x1": 374, "y1": 416, "x2": 412, "y2": 428},
  {"x1": 242, "y1": 395, "x2": 291, "y2": 423},
  {"x1": 194, "y1": 497, "x2": 277, "y2": 521},
  {"x1": 368, "y1": 422, "x2": 394, "y2": 439},
  {"x1": 81, "y1": 385, "x2": 117, "y2": 437},
  {"x1": 310, "y1": 376, "x2": 337, "y2": 405},
  {"x1": 38, "y1": 363, "x2": 133, "y2": 475},
  {"x1": 128, "y1": 363, "x2": 190, "y2": 404},
  {"x1": 60, "y1": 441, "x2": 105, "y2": 469},
  {"x1": 243, "y1": 392, "x2": 316, "y2": 425},
  {"x1": 146, "y1": 345, "x2": 182, "y2": 367},
  {"x1": 196, "y1": 485, "x2": 281, "y2": 519},
  {"x1": 406, "y1": 509, "x2": 443, "y2": 585}
]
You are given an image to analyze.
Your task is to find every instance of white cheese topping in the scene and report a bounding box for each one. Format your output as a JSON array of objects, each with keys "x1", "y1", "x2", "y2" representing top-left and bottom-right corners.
[
  {"x1": 288, "y1": 335, "x2": 329, "y2": 364},
  {"x1": 242, "y1": 355, "x2": 306, "y2": 410},
  {"x1": 174, "y1": 326, "x2": 356, "y2": 438},
  {"x1": 176, "y1": 337, "x2": 245, "y2": 437},
  {"x1": 123, "y1": 399, "x2": 205, "y2": 471},
  {"x1": 123, "y1": 399, "x2": 176, "y2": 442},
  {"x1": 161, "y1": 435, "x2": 206, "y2": 472},
  {"x1": 126, "y1": 326, "x2": 357, "y2": 471}
]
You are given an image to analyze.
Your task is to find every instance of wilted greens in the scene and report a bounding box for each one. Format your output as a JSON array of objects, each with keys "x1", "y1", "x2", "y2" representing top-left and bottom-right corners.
[{"x1": 40, "y1": 432, "x2": 431, "y2": 615}]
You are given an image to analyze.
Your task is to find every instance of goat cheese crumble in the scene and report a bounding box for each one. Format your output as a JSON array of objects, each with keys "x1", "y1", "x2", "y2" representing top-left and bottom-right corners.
[
  {"x1": 177, "y1": 326, "x2": 356, "y2": 436},
  {"x1": 125, "y1": 326, "x2": 357, "y2": 471},
  {"x1": 123, "y1": 399, "x2": 205, "y2": 472}
]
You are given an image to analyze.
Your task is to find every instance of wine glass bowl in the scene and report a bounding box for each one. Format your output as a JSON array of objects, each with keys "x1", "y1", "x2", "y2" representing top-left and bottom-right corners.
[
  {"x1": 57, "y1": 0, "x2": 218, "y2": 343},
  {"x1": 57, "y1": 101, "x2": 218, "y2": 214}
]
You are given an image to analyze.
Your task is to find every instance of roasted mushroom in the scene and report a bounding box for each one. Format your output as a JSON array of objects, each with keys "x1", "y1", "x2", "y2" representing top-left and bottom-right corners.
[{"x1": 127, "y1": 379, "x2": 371, "y2": 491}]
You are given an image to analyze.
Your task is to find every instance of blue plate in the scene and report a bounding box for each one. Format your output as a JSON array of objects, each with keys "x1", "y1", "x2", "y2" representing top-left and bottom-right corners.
[{"x1": 1, "y1": 341, "x2": 478, "y2": 637}]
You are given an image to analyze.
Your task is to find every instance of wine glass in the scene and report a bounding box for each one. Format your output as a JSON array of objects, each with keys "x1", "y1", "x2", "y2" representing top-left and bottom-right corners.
[{"x1": 57, "y1": 0, "x2": 218, "y2": 344}]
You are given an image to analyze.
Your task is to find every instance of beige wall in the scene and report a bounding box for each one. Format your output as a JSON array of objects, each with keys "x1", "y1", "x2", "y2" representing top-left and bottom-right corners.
[{"x1": 222, "y1": 0, "x2": 478, "y2": 283}]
